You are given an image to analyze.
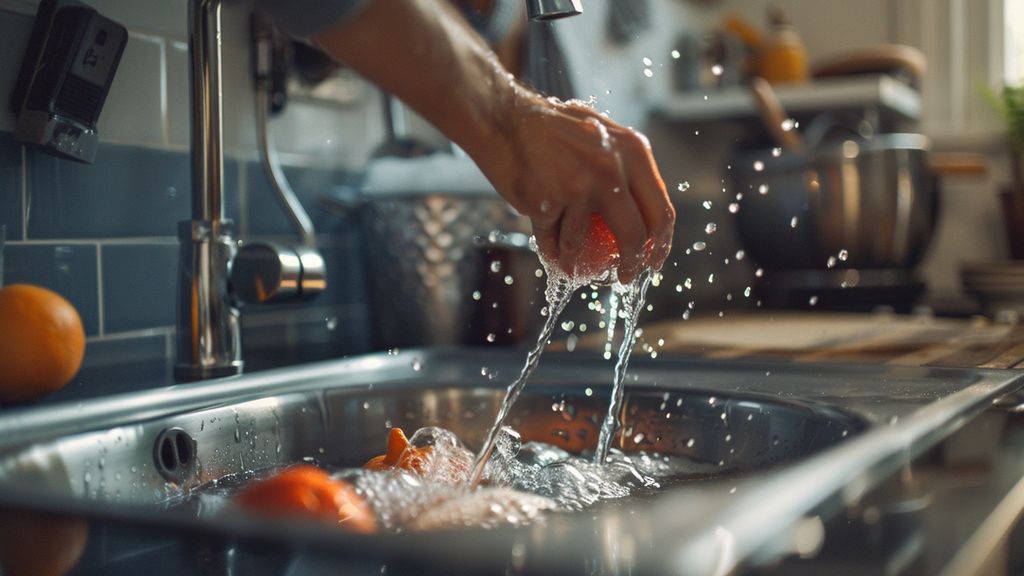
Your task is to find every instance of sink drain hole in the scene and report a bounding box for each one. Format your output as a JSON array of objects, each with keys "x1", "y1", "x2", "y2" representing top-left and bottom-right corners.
[{"x1": 154, "y1": 428, "x2": 197, "y2": 484}]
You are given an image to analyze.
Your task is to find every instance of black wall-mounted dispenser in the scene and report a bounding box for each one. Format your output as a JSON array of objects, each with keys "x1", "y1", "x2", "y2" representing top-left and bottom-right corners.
[{"x1": 9, "y1": 0, "x2": 127, "y2": 164}]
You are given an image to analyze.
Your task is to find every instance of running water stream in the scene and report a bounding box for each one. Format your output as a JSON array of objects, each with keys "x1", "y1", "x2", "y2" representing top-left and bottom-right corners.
[
  {"x1": 594, "y1": 270, "x2": 653, "y2": 463},
  {"x1": 470, "y1": 242, "x2": 654, "y2": 485},
  {"x1": 469, "y1": 267, "x2": 576, "y2": 486}
]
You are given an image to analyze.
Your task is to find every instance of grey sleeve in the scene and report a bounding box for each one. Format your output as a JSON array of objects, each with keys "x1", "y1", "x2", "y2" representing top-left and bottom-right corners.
[{"x1": 256, "y1": 0, "x2": 370, "y2": 40}]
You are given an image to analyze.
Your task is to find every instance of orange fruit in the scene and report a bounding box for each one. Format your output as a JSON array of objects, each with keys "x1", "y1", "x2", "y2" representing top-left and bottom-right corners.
[
  {"x1": 0, "y1": 284, "x2": 85, "y2": 403},
  {"x1": 575, "y1": 213, "x2": 620, "y2": 281},
  {"x1": 364, "y1": 427, "x2": 432, "y2": 474},
  {"x1": 234, "y1": 465, "x2": 377, "y2": 534},
  {"x1": 0, "y1": 510, "x2": 88, "y2": 576}
]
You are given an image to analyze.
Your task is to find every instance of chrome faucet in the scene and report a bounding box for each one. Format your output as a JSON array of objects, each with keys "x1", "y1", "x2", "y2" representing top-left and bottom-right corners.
[
  {"x1": 176, "y1": 0, "x2": 325, "y2": 381},
  {"x1": 525, "y1": 0, "x2": 583, "y2": 20}
]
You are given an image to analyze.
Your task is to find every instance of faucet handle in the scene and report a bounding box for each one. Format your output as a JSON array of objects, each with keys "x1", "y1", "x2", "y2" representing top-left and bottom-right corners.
[{"x1": 230, "y1": 241, "x2": 325, "y2": 304}]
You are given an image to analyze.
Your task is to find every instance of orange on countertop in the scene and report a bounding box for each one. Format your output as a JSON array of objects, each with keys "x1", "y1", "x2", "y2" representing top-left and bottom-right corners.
[
  {"x1": 234, "y1": 465, "x2": 377, "y2": 534},
  {"x1": 0, "y1": 284, "x2": 85, "y2": 403}
]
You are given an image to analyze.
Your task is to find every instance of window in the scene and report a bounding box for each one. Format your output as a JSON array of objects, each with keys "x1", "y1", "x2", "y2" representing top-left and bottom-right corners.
[{"x1": 1007, "y1": 0, "x2": 1024, "y2": 84}]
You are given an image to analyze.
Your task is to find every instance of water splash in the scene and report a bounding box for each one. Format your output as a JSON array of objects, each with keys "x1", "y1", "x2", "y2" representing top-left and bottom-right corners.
[
  {"x1": 594, "y1": 270, "x2": 653, "y2": 463},
  {"x1": 468, "y1": 265, "x2": 576, "y2": 486}
]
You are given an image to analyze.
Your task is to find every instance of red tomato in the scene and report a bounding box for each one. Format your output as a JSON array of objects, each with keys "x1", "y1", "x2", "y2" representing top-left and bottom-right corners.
[{"x1": 575, "y1": 214, "x2": 620, "y2": 281}]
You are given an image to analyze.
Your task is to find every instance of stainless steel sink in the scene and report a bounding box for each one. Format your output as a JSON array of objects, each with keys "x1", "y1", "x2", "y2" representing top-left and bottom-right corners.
[{"x1": 0, "y1": 349, "x2": 1020, "y2": 575}]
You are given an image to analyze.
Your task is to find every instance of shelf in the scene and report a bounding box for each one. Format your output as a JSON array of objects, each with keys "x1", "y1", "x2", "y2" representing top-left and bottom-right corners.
[{"x1": 654, "y1": 75, "x2": 921, "y2": 123}]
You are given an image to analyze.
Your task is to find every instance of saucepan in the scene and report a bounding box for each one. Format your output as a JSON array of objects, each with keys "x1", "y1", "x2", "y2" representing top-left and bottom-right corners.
[{"x1": 733, "y1": 77, "x2": 984, "y2": 272}]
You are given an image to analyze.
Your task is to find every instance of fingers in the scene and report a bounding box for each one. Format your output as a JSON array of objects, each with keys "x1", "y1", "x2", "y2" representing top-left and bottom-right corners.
[
  {"x1": 617, "y1": 130, "x2": 675, "y2": 270},
  {"x1": 597, "y1": 191, "x2": 648, "y2": 284}
]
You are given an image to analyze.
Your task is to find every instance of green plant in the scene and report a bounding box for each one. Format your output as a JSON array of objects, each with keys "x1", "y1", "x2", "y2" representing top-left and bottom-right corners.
[{"x1": 985, "y1": 84, "x2": 1024, "y2": 191}]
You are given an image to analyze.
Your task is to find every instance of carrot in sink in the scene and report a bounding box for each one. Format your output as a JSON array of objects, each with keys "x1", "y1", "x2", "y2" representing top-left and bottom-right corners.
[{"x1": 363, "y1": 427, "x2": 432, "y2": 474}]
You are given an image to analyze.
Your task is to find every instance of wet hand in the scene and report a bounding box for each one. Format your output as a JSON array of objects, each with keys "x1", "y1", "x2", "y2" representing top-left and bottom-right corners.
[{"x1": 485, "y1": 95, "x2": 675, "y2": 284}]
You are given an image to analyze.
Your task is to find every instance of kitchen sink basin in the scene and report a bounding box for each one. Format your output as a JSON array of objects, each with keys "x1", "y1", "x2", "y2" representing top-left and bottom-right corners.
[{"x1": 0, "y1": 349, "x2": 1020, "y2": 575}]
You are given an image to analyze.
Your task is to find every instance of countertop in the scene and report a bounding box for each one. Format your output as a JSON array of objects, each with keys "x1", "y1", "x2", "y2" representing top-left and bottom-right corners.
[{"x1": 571, "y1": 311, "x2": 1024, "y2": 370}]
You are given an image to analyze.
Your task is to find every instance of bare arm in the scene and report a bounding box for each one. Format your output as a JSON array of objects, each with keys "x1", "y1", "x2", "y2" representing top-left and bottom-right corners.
[{"x1": 311, "y1": 0, "x2": 675, "y2": 282}]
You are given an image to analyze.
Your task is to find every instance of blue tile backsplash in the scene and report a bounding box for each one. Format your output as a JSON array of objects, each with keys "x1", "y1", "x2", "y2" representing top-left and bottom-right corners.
[
  {"x1": 101, "y1": 242, "x2": 178, "y2": 333},
  {"x1": 26, "y1": 140, "x2": 197, "y2": 239},
  {"x1": 0, "y1": 137, "x2": 21, "y2": 240},
  {"x1": 3, "y1": 243, "x2": 100, "y2": 336}
]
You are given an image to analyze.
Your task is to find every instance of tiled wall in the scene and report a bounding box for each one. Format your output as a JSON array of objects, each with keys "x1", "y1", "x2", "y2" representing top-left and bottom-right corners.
[{"x1": 0, "y1": 0, "x2": 384, "y2": 398}]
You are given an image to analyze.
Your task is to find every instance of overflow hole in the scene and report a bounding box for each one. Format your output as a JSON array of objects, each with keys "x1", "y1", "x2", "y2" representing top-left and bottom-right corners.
[{"x1": 154, "y1": 428, "x2": 197, "y2": 484}]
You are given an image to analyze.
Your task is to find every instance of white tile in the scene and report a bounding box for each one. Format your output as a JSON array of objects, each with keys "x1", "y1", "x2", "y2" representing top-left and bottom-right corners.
[
  {"x1": 165, "y1": 40, "x2": 190, "y2": 148},
  {"x1": 80, "y1": 0, "x2": 187, "y2": 40},
  {"x1": 97, "y1": 33, "x2": 166, "y2": 147}
]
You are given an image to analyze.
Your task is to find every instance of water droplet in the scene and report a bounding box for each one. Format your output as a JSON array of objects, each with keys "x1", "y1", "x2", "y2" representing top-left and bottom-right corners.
[
  {"x1": 711, "y1": 64, "x2": 724, "y2": 76},
  {"x1": 643, "y1": 68, "x2": 654, "y2": 78},
  {"x1": 705, "y1": 222, "x2": 717, "y2": 235},
  {"x1": 561, "y1": 320, "x2": 575, "y2": 332},
  {"x1": 686, "y1": 438, "x2": 695, "y2": 448},
  {"x1": 781, "y1": 118, "x2": 796, "y2": 131},
  {"x1": 472, "y1": 291, "x2": 482, "y2": 300},
  {"x1": 692, "y1": 241, "x2": 707, "y2": 251},
  {"x1": 838, "y1": 249, "x2": 849, "y2": 261},
  {"x1": 753, "y1": 160, "x2": 765, "y2": 172},
  {"x1": 758, "y1": 184, "x2": 769, "y2": 195},
  {"x1": 362, "y1": 401, "x2": 370, "y2": 410},
  {"x1": 728, "y1": 203, "x2": 740, "y2": 213},
  {"x1": 743, "y1": 286, "x2": 752, "y2": 297},
  {"x1": 540, "y1": 199, "x2": 551, "y2": 213},
  {"x1": 166, "y1": 186, "x2": 177, "y2": 198},
  {"x1": 826, "y1": 256, "x2": 837, "y2": 268},
  {"x1": 486, "y1": 333, "x2": 496, "y2": 343},
  {"x1": 412, "y1": 358, "x2": 423, "y2": 371},
  {"x1": 735, "y1": 250, "x2": 745, "y2": 260},
  {"x1": 504, "y1": 275, "x2": 514, "y2": 286},
  {"x1": 585, "y1": 387, "x2": 593, "y2": 397},
  {"x1": 808, "y1": 295, "x2": 818, "y2": 306},
  {"x1": 534, "y1": 268, "x2": 544, "y2": 278},
  {"x1": 642, "y1": 56, "x2": 653, "y2": 66},
  {"x1": 490, "y1": 261, "x2": 502, "y2": 273},
  {"x1": 677, "y1": 181, "x2": 690, "y2": 193},
  {"x1": 755, "y1": 268, "x2": 764, "y2": 278},
  {"x1": 771, "y1": 147, "x2": 783, "y2": 157},
  {"x1": 702, "y1": 200, "x2": 712, "y2": 210},
  {"x1": 684, "y1": 278, "x2": 692, "y2": 289},
  {"x1": 325, "y1": 316, "x2": 338, "y2": 331},
  {"x1": 633, "y1": 432, "x2": 645, "y2": 443},
  {"x1": 790, "y1": 216, "x2": 799, "y2": 228},
  {"x1": 708, "y1": 273, "x2": 715, "y2": 284},
  {"x1": 670, "y1": 49, "x2": 681, "y2": 59}
]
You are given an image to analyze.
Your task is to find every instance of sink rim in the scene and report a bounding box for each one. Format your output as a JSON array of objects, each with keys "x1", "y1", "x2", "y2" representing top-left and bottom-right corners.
[{"x1": 0, "y1": 347, "x2": 1021, "y2": 575}]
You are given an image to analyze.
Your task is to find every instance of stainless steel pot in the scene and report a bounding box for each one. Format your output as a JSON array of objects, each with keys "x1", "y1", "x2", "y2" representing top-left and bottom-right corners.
[
  {"x1": 338, "y1": 192, "x2": 527, "y2": 349},
  {"x1": 733, "y1": 132, "x2": 937, "y2": 270}
]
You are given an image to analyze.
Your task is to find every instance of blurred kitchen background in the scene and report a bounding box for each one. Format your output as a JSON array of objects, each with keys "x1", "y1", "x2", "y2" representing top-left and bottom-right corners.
[{"x1": 0, "y1": 0, "x2": 1021, "y2": 397}]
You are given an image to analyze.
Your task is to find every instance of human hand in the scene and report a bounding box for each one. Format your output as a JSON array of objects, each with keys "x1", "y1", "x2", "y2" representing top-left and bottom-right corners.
[{"x1": 481, "y1": 93, "x2": 675, "y2": 284}]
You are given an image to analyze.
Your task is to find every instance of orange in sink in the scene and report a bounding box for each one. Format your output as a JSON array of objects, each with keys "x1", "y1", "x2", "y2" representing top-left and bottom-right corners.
[
  {"x1": 234, "y1": 465, "x2": 376, "y2": 534},
  {"x1": 364, "y1": 427, "x2": 432, "y2": 474}
]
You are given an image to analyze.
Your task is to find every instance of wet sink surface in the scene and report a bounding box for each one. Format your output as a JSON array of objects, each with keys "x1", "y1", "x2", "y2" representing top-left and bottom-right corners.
[{"x1": 0, "y1": 349, "x2": 1020, "y2": 575}]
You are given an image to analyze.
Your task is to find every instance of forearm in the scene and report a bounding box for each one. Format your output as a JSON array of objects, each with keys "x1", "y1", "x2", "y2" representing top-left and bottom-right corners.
[{"x1": 311, "y1": 0, "x2": 526, "y2": 175}]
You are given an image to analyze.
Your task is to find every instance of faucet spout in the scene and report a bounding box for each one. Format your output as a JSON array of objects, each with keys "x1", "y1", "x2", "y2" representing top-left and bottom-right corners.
[{"x1": 525, "y1": 0, "x2": 582, "y2": 21}]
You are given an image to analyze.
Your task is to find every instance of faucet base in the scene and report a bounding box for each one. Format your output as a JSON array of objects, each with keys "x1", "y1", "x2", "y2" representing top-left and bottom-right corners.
[
  {"x1": 175, "y1": 219, "x2": 243, "y2": 383},
  {"x1": 174, "y1": 361, "x2": 243, "y2": 382}
]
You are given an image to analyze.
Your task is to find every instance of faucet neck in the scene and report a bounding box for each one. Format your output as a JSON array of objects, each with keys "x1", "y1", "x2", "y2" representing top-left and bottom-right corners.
[{"x1": 189, "y1": 0, "x2": 225, "y2": 222}]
